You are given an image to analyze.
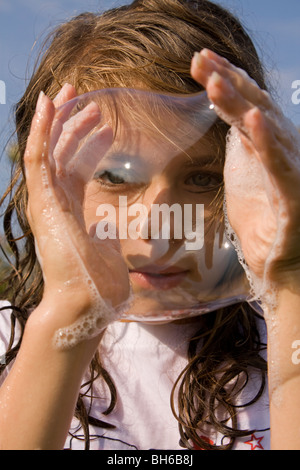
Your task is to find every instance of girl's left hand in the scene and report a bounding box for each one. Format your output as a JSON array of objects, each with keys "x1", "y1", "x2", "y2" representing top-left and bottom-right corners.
[{"x1": 191, "y1": 49, "x2": 300, "y2": 297}]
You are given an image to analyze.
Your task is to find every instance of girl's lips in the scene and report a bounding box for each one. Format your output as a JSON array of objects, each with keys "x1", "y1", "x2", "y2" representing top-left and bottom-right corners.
[{"x1": 129, "y1": 268, "x2": 189, "y2": 290}]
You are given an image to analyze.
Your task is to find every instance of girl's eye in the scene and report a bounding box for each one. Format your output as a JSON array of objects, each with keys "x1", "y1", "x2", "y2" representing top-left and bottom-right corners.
[
  {"x1": 97, "y1": 170, "x2": 126, "y2": 185},
  {"x1": 185, "y1": 172, "x2": 223, "y2": 192},
  {"x1": 93, "y1": 168, "x2": 147, "y2": 187}
]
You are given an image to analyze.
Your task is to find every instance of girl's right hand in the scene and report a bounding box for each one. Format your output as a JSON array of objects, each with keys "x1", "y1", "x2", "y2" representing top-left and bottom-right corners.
[{"x1": 24, "y1": 84, "x2": 131, "y2": 348}]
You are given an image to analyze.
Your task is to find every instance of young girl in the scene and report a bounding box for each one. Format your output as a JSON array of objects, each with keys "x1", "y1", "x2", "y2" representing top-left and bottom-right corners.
[{"x1": 1, "y1": 0, "x2": 300, "y2": 450}]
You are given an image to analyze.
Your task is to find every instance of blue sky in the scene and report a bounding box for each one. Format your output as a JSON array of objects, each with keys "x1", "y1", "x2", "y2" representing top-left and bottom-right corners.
[{"x1": 0, "y1": 0, "x2": 300, "y2": 190}]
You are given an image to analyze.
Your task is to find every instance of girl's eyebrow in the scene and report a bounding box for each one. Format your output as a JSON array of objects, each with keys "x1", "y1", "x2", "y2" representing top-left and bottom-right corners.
[
  {"x1": 98, "y1": 152, "x2": 152, "y2": 173},
  {"x1": 103, "y1": 148, "x2": 223, "y2": 174},
  {"x1": 102, "y1": 152, "x2": 145, "y2": 165},
  {"x1": 182, "y1": 154, "x2": 223, "y2": 169}
]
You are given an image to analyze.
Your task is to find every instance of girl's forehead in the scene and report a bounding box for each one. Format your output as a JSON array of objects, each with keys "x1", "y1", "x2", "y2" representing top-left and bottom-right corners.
[
  {"x1": 102, "y1": 132, "x2": 221, "y2": 171},
  {"x1": 60, "y1": 87, "x2": 222, "y2": 178},
  {"x1": 65, "y1": 87, "x2": 218, "y2": 139}
]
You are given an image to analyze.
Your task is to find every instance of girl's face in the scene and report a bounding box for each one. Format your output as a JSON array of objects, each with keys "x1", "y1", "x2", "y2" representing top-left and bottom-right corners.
[{"x1": 83, "y1": 118, "x2": 248, "y2": 321}]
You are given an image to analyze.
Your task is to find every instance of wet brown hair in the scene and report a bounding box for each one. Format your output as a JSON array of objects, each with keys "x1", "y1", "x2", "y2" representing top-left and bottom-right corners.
[{"x1": 0, "y1": 0, "x2": 267, "y2": 450}]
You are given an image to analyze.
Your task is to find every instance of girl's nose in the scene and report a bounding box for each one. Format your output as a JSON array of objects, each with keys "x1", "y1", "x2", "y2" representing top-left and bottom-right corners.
[{"x1": 138, "y1": 176, "x2": 183, "y2": 242}]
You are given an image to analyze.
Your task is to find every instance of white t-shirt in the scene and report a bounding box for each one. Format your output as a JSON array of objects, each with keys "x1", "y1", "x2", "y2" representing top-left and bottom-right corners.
[{"x1": 0, "y1": 301, "x2": 270, "y2": 450}]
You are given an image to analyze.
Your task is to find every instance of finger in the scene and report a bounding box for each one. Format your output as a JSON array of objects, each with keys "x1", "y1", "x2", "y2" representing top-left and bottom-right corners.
[
  {"x1": 245, "y1": 107, "x2": 300, "y2": 196},
  {"x1": 205, "y1": 70, "x2": 252, "y2": 130},
  {"x1": 191, "y1": 49, "x2": 272, "y2": 111},
  {"x1": 66, "y1": 124, "x2": 114, "y2": 184},
  {"x1": 25, "y1": 91, "x2": 55, "y2": 200},
  {"x1": 191, "y1": 49, "x2": 287, "y2": 142},
  {"x1": 192, "y1": 50, "x2": 300, "y2": 168},
  {"x1": 193, "y1": 56, "x2": 295, "y2": 181},
  {"x1": 53, "y1": 101, "x2": 101, "y2": 176},
  {"x1": 24, "y1": 92, "x2": 67, "y2": 233},
  {"x1": 53, "y1": 83, "x2": 77, "y2": 109},
  {"x1": 48, "y1": 84, "x2": 78, "y2": 170}
]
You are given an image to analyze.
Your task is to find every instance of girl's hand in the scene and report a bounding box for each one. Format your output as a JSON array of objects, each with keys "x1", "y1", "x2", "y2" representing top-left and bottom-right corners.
[
  {"x1": 191, "y1": 49, "x2": 300, "y2": 303},
  {"x1": 24, "y1": 85, "x2": 130, "y2": 347}
]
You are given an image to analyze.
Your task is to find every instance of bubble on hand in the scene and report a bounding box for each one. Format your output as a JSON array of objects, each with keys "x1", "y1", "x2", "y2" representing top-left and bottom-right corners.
[{"x1": 53, "y1": 296, "x2": 116, "y2": 349}]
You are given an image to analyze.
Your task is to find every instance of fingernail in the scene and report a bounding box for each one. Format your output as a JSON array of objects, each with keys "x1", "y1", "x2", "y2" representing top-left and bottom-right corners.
[
  {"x1": 193, "y1": 51, "x2": 204, "y2": 68},
  {"x1": 210, "y1": 72, "x2": 235, "y2": 98},
  {"x1": 201, "y1": 48, "x2": 211, "y2": 58},
  {"x1": 53, "y1": 84, "x2": 67, "y2": 104},
  {"x1": 57, "y1": 83, "x2": 72, "y2": 97},
  {"x1": 61, "y1": 82, "x2": 70, "y2": 90},
  {"x1": 36, "y1": 90, "x2": 45, "y2": 110},
  {"x1": 57, "y1": 83, "x2": 67, "y2": 95},
  {"x1": 202, "y1": 48, "x2": 219, "y2": 61},
  {"x1": 210, "y1": 71, "x2": 222, "y2": 85}
]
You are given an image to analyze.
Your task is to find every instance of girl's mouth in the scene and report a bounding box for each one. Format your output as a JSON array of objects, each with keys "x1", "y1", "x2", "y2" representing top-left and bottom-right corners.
[{"x1": 129, "y1": 266, "x2": 189, "y2": 290}]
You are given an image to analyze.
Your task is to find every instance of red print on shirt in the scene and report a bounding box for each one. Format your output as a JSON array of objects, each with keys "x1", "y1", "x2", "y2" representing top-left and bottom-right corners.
[
  {"x1": 193, "y1": 436, "x2": 215, "y2": 450},
  {"x1": 244, "y1": 434, "x2": 264, "y2": 450}
]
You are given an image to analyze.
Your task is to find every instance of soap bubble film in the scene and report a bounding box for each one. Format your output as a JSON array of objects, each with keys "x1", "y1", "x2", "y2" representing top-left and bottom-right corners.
[{"x1": 52, "y1": 88, "x2": 252, "y2": 322}]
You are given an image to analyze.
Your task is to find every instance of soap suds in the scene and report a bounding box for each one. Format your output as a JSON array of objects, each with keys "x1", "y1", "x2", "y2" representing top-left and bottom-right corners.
[
  {"x1": 38, "y1": 142, "x2": 126, "y2": 350},
  {"x1": 223, "y1": 118, "x2": 300, "y2": 407},
  {"x1": 223, "y1": 125, "x2": 287, "y2": 312}
]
